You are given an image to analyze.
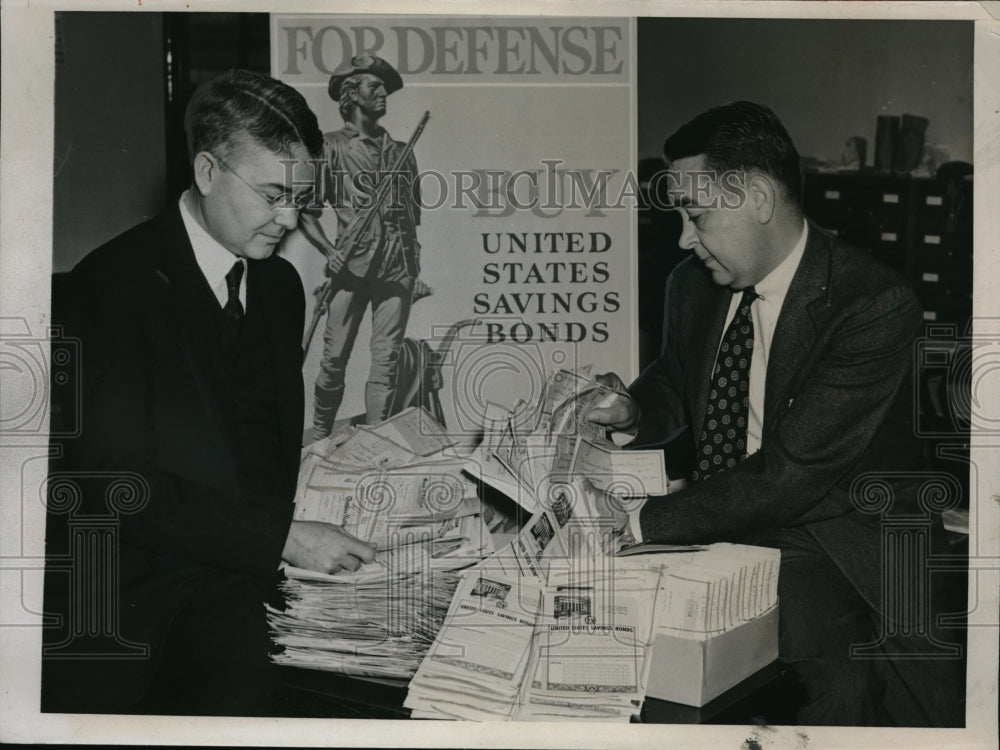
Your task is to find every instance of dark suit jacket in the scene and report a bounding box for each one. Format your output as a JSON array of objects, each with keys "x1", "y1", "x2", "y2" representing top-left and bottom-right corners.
[
  {"x1": 630, "y1": 222, "x2": 931, "y2": 617},
  {"x1": 43, "y1": 205, "x2": 305, "y2": 710}
]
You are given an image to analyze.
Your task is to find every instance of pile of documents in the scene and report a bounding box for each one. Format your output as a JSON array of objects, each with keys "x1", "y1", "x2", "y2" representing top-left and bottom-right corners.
[
  {"x1": 404, "y1": 477, "x2": 663, "y2": 721},
  {"x1": 267, "y1": 407, "x2": 498, "y2": 680},
  {"x1": 518, "y1": 565, "x2": 661, "y2": 721},
  {"x1": 405, "y1": 540, "x2": 781, "y2": 720},
  {"x1": 650, "y1": 543, "x2": 780, "y2": 637},
  {"x1": 622, "y1": 544, "x2": 782, "y2": 707},
  {"x1": 268, "y1": 370, "x2": 781, "y2": 717},
  {"x1": 405, "y1": 572, "x2": 545, "y2": 720},
  {"x1": 403, "y1": 371, "x2": 676, "y2": 721}
]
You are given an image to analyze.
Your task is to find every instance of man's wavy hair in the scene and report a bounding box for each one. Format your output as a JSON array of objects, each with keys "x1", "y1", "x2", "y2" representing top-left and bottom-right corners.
[
  {"x1": 663, "y1": 101, "x2": 803, "y2": 209},
  {"x1": 337, "y1": 74, "x2": 366, "y2": 122},
  {"x1": 184, "y1": 68, "x2": 324, "y2": 162}
]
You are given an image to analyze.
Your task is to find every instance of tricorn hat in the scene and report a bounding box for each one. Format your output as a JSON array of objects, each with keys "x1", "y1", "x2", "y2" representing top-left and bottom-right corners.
[{"x1": 328, "y1": 54, "x2": 403, "y2": 101}]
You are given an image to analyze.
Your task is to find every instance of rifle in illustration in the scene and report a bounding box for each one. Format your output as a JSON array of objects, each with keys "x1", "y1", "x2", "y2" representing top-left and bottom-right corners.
[{"x1": 303, "y1": 110, "x2": 431, "y2": 360}]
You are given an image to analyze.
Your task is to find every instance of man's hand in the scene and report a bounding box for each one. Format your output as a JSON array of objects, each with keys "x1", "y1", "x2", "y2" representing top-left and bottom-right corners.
[
  {"x1": 326, "y1": 249, "x2": 347, "y2": 276},
  {"x1": 412, "y1": 277, "x2": 434, "y2": 302},
  {"x1": 282, "y1": 520, "x2": 376, "y2": 575},
  {"x1": 587, "y1": 372, "x2": 641, "y2": 432}
]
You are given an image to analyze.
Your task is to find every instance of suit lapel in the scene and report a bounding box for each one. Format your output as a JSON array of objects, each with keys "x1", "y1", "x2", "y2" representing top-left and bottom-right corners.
[
  {"x1": 763, "y1": 222, "x2": 836, "y2": 423},
  {"x1": 150, "y1": 206, "x2": 241, "y2": 493},
  {"x1": 250, "y1": 260, "x2": 303, "y2": 483}
]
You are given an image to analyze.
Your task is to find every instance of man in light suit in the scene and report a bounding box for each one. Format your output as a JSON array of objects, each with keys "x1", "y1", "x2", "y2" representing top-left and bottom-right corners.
[
  {"x1": 591, "y1": 101, "x2": 965, "y2": 726},
  {"x1": 43, "y1": 69, "x2": 375, "y2": 716}
]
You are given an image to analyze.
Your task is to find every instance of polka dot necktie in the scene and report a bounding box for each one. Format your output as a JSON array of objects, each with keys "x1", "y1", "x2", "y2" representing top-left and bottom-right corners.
[
  {"x1": 692, "y1": 287, "x2": 757, "y2": 482},
  {"x1": 223, "y1": 260, "x2": 245, "y2": 327}
]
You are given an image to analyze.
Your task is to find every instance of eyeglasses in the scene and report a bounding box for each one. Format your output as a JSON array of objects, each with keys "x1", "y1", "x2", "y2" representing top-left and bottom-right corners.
[{"x1": 211, "y1": 152, "x2": 314, "y2": 210}]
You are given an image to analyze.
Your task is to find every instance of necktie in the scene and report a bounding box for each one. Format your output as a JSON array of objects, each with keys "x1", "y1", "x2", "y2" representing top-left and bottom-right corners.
[
  {"x1": 223, "y1": 260, "x2": 245, "y2": 327},
  {"x1": 692, "y1": 287, "x2": 757, "y2": 482}
]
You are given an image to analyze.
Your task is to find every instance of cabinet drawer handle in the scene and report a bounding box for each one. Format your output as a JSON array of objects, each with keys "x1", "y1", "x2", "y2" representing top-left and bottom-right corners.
[
  {"x1": 923, "y1": 311, "x2": 938, "y2": 321},
  {"x1": 881, "y1": 232, "x2": 898, "y2": 242},
  {"x1": 824, "y1": 190, "x2": 841, "y2": 200},
  {"x1": 883, "y1": 193, "x2": 899, "y2": 204},
  {"x1": 926, "y1": 195, "x2": 943, "y2": 206},
  {"x1": 924, "y1": 235, "x2": 941, "y2": 245},
  {"x1": 922, "y1": 272, "x2": 940, "y2": 283}
]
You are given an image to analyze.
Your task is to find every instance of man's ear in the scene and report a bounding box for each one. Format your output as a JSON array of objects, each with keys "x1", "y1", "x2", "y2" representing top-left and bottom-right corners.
[
  {"x1": 747, "y1": 173, "x2": 776, "y2": 224},
  {"x1": 192, "y1": 151, "x2": 219, "y2": 197}
]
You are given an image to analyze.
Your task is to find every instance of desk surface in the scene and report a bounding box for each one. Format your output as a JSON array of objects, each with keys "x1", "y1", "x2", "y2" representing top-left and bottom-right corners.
[{"x1": 274, "y1": 661, "x2": 796, "y2": 724}]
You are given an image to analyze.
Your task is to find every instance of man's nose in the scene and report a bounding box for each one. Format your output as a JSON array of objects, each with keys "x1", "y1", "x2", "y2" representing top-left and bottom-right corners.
[{"x1": 273, "y1": 206, "x2": 300, "y2": 230}]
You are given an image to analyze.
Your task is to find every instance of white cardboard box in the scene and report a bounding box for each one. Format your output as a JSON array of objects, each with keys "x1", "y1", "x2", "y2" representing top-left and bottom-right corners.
[{"x1": 645, "y1": 604, "x2": 779, "y2": 707}]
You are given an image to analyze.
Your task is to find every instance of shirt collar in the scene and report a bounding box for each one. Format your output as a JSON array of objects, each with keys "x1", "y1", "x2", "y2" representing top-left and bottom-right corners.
[
  {"x1": 755, "y1": 219, "x2": 808, "y2": 302},
  {"x1": 178, "y1": 190, "x2": 244, "y2": 294}
]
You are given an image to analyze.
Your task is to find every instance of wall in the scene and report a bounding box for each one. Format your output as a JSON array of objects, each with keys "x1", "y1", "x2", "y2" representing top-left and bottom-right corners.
[
  {"x1": 53, "y1": 12, "x2": 167, "y2": 272},
  {"x1": 638, "y1": 19, "x2": 973, "y2": 167}
]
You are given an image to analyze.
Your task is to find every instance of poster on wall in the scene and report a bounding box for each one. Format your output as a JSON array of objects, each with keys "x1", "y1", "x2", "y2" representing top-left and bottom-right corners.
[{"x1": 272, "y1": 16, "x2": 637, "y2": 438}]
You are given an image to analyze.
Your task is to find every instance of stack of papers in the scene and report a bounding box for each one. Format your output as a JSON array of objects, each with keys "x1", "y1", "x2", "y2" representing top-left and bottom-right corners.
[
  {"x1": 267, "y1": 567, "x2": 464, "y2": 679},
  {"x1": 405, "y1": 562, "x2": 663, "y2": 721},
  {"x1": 405, "y1": 572, "x2": 544, "y2": 719},
  {"x1": 623, "y1": 543, "x2": 781, "y2": 638},
  {"x1": 516, "y1": 566, "x2": 661, "y2": 721},
  {"x1": 403, "y1": 369, "x2": 673, "y2": 722},
  {"x1": 405, "y1": 532, "x2": 780, "y2": 719},
  {"x1": 404, "y1": 475, "x2": 662, "y2": 721},
  {"x1": 268, "y1": 373, "x2": 781, "y2": 716},
  {"x1": 267, "y1": 408, "x2": 498, "y2": 679}
]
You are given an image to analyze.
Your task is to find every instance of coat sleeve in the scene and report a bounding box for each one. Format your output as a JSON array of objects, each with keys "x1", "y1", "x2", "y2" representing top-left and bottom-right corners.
[
  {"x1": 638, "y1": 282, "x2": 922, "y2": 545},
  {"x1": 628, "y1": 266, "x2": 690, "y2": 447}
]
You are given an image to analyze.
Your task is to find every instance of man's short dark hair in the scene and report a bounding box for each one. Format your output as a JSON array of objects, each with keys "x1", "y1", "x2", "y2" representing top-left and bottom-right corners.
[
  {"x1": 663, "y1": 101, "x2": 803, "y2": 208},
  {"x1": 184, "y1": 68, "x2": 324, "y2": 162}
]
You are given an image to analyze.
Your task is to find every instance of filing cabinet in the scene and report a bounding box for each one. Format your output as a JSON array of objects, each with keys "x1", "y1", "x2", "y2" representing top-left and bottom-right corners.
[{"x1": 803, "y1": 171, "x2": 973, "y2": 330}]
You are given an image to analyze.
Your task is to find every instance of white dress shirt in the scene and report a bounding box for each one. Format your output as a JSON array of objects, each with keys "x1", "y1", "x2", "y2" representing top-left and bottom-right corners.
[
  {"x1": 722, "y1": 219, "x2": 808, "y2": 456},
  {"x1": 627, "y1": 220, "x2": 809, "y2": 543},
  {"x1": 179, "y1": 190, "x2": 247, "y2": 311}
]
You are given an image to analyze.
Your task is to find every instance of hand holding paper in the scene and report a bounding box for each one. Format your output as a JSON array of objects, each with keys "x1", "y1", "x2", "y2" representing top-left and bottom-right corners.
[
  {"x1": 586, "y1": 372, "x2": 640, "y2": 432},
  {"x1": 282, "y1": 520, "x2": 376, "y2": 575}
]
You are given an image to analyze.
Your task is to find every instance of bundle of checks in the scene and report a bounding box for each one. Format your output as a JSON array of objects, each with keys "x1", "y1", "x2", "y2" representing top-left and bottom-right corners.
[
  {"x1": 468, "y1": 368, "x2": 669, "y2": 518},
  {"x1": 266, "y1": 407, "x2": 498, "y2": 680},
  {"x1": 405, "y1": 478, "x2": 664, "y2": 721}
]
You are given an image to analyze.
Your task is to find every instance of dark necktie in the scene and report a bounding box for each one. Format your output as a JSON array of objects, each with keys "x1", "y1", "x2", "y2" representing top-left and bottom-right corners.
[
  {"x1": 223, "y1": 260, "x2": 245, "y2": 327},
  {"x1": 692, "y1": 287, "x2": 757, "y2": 482}
]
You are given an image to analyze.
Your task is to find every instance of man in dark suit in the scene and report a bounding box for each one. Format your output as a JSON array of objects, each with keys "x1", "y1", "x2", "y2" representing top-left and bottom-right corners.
[
  {"x1": 591, "y1": 101, "x2": 965, "y2": 726},
  {"x1": 43, "y1": 69, "x2": 375, "y2": 716}
]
